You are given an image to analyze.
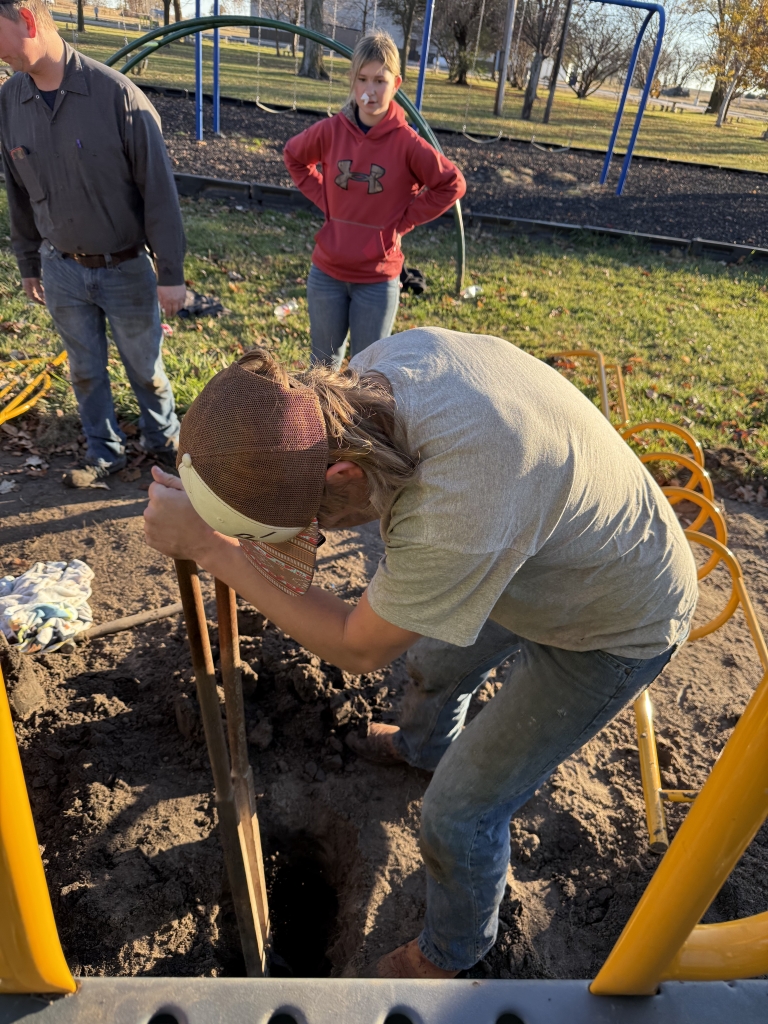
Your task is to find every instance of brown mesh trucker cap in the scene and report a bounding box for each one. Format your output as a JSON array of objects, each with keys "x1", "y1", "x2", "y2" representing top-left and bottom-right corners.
[{"x1": 177, "y1": 363, "x2": 329, "y2": 596}]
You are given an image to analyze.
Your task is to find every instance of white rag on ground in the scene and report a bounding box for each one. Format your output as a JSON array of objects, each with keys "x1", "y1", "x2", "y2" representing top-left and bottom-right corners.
[{"x1": 0, "y1": 560, "x2": 94, "y2": 653}]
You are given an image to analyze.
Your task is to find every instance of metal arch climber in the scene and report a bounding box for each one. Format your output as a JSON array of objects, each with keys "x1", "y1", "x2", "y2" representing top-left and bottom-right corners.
[{"x1": 105, "y1": 18, "x2": 466, "y2": 294}]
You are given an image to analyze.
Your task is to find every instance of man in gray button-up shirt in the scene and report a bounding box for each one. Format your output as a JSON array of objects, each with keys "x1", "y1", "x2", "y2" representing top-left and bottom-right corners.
[{"x1": 0, "y1": 0, "x2": 186, "y2": 486}]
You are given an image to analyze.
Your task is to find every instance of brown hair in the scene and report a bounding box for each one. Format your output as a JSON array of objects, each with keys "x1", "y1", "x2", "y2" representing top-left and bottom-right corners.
[
  {"x1": 237, "y1": 347, "x2": 416, "y2": 517},
  {"x1": 348, "y1": 30, "x2": 401, "y2": 90},
  {"x1": 0, "y1": 0, "x2": 57, "y2": 31}
]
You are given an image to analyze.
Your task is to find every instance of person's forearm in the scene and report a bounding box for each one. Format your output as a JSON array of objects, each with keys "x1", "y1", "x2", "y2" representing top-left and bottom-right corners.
[{"x1": 194, "y1": 533, "x2": 395, "y2": 673}]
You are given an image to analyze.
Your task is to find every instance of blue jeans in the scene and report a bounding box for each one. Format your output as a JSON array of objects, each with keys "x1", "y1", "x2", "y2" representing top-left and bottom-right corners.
[
  {"x1": 307, "y1": 264, "x2": 400, "y2": 368},
  {"x1": 41, "y1": 243, "x2": 179, "y2": 469},
  {"x1": 393, "y1": 621, "x2": 678, "y2": 971}
]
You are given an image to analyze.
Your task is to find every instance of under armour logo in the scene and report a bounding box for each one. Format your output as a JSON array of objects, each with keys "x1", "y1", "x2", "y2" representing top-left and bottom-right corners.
[{"x1": 335, "y1": 160, "x2": 385, "y2": 194}]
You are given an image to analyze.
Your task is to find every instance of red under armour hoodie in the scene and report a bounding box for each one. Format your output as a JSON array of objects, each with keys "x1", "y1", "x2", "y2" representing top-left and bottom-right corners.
[{"x1": 283, "y1": 100, "x2": 466, "y2": 284}]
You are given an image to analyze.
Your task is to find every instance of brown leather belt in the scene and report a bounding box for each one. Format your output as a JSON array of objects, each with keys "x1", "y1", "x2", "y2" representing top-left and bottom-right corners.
[{"x1": 62, "y1": 244, "x2": 144, "y2": 269}]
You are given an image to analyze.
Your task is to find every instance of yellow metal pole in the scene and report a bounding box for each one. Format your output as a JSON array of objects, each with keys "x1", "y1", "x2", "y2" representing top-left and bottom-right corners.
[
  {"x1": 633, "y1": 690, "x2": 668, "y2": 853},
  {"x1": 605, "y1": 362, "x2": 629, "y2": 427},
  {"x1": 592, "y1": 665, "x2": 768, "y2": 994},
  {"x1": 0, "y1": 352, "x2": 68, "y2": 427},
  {"x1": 735, "y1": 576, "x2": 768, "y2": 673},
  {"x1": 549, "y1": 349, "x2": 611, "y2": 420},
  {"x1": 0, "y1": 667, "x2": 76, "y2": 994},
  {"x1": 661, "y1": 910, "x2": 768, "y2": 981}
]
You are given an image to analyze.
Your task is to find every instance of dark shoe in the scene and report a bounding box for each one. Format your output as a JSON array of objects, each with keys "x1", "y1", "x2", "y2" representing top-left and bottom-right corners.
[
  {"x1": 62, "y1": 459, "x2": 126, "y2": 489},
  {"x1": 145, "y1": 445, "x2": 179, "y2": 468},
  {"x1": 345, "y1": 723, "x2": 406, "y2": 765},
  {"x1": 365, "y1": 939, "x2": 460, "y2": 979}
]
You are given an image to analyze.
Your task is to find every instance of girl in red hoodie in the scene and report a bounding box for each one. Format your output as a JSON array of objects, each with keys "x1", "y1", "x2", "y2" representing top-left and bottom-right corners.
[{"x1": 284, "y1": 31, "x2": 466, "y2": 366}]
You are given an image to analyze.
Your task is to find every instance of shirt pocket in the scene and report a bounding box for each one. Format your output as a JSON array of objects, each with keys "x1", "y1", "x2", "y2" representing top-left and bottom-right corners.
[{"x1": 9, "y1": 147, "x2": 46, "y2": 203}]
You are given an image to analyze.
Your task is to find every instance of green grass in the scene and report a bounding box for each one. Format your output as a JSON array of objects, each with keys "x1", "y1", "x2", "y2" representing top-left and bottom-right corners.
[
  {"x1": 61, "y1": 24, "x2": 768, "y2": 173},
  {"x1": 2, "y1": 192, "x2": 768, "y2": 473}
]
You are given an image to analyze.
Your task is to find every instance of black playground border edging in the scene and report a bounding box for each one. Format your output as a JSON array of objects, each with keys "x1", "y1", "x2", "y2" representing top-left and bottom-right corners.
[
  {"x1": 173, "y1": 170, "x2": 768, "y2": 266},
  {"x1": 139, "y1": 83, "x2": 768, "y2": 180}
]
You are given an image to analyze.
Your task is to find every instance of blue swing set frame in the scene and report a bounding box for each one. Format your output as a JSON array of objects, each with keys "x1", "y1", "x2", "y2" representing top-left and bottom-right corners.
[{"x1": 412, "y1": 0, "x2": 666, "y2": 195}]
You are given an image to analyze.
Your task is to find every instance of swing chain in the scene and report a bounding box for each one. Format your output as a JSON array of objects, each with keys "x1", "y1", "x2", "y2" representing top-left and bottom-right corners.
[{"x1": 327, "y1": 0, "x2": 340, "y2": 116}]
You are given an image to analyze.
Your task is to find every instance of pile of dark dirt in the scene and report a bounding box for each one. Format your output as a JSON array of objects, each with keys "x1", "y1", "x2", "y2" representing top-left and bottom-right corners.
[
  {"x1": 5, "y1": 451, "x2": 768, "y2": 980},
  {"x1": 152, "y1": 94, "x2": 768, "y2": 248}
]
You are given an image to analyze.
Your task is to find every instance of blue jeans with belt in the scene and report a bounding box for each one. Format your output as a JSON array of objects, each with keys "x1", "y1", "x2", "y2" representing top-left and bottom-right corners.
[
  {"x1": 41, "y1": 243, "x2": 179, "y2": 469},
  {"x1": 392, "y1": 621, "x2": 679, "y2": 971},
  {"x1": 307, "y1": 263, "x2": 400, "y2": 368}
]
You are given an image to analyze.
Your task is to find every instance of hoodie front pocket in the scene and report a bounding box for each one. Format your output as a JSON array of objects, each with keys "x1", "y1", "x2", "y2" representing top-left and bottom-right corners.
[{"x1": 316, "y1": 218, "x2": 386, "y2": 265}]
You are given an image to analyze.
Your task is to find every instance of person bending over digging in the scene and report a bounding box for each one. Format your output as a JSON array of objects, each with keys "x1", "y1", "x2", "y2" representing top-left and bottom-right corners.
[
  {"x1": 0, "y1": 0, "x2": 186, "y2": 488},
  {"x1": 143, "y1": 328, "x2": 697, "y2": 979},
  {"x1": 283, "y1": 31, "x2": 465, "y2": 367}
]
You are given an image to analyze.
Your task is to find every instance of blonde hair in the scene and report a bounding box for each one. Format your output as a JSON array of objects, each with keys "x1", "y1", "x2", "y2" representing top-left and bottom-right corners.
[
  {"x1": 237, "y1": 348, "x2": 416, "y2": 517},
  {"x1": 0, "y1": 0, "x2": 56, "y2": 32},
  {"x1": 348, "y1": 30, "x2": 401, "y2": 90}
]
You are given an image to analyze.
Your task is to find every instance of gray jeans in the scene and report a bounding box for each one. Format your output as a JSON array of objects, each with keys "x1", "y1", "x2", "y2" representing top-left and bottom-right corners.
[{"x1": 393, "y1": 621, "x2": 677, "y2": 971}]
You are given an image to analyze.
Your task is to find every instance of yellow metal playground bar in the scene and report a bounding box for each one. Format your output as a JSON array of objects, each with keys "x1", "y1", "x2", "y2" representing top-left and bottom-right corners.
[
  {"x1": 548, "y1": 350, "x2": 768, "y2": 989},
  {"x1": 0, "y1": 664, "x2": 76, "y2": 995},
  {"x1": 0, "y1": 351, "x2": 68, "y2": 427}
]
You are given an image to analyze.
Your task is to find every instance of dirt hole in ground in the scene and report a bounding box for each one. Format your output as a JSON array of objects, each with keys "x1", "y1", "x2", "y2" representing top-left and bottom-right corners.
[{"x1": 267, "y1": 833, "x2": 339, "y2": 977}]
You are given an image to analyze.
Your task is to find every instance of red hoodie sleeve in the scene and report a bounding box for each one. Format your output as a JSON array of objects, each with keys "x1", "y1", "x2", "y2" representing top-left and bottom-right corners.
[
  {"x1": 283, "y1": 120, "x2": 329, "y2": 215},
  {"x1": 395, "y1": 135, "x2": 466, "y2": 236}
]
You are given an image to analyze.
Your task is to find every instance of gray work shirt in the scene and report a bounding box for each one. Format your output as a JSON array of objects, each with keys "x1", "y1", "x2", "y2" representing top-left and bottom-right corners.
[{"x1": 0, "y1": 43, "x2": 185, "y2": 284}]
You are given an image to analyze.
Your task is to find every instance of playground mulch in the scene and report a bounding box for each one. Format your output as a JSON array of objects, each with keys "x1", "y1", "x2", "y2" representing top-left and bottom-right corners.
[
  {"x1": 154, "y1": 95, "x2": 768, "y2": 248},
  {"x1": 5, "y1": 447, "x2": 768, "y2": 980}
]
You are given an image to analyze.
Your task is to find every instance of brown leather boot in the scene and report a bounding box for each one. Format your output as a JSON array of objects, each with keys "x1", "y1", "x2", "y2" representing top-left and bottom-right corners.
[
  {"x1": 345, "y1": 722, "x2": 405, "y2": 765},
  {"x1": 368, "y1": 939, "x2": 460, "y2": 979}
]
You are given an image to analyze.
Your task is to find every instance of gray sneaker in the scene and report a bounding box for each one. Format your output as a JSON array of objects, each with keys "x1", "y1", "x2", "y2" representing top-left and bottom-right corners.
[{"x1": 62, "y1": 458, "x2": 126, "y2": 489}]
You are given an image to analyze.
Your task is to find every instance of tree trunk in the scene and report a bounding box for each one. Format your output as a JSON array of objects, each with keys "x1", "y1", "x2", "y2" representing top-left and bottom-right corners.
[
  {"x1": 299, "y1": 0, "x2": 328, "y2": 78},
  {"x1": 173, "y1": 0, "x2": 182, "y2": 20},
  {"x1": 716, "y1": 71, "x2": 739, "y2": 127},
  {"x1": 163, "y1": 0, "x2": 171, "y2": 26},
  {"x1": 543, "y1": 0, "x2": 572, "y2": 124},
  {"x1": 399, "y1": 6, "x2": 417, "y2": 79},
  {"x1": 77, "y1": 0, "x2": 85, "y2": 31},
  {"x1": 521, "y1": 51, "x2": 543, "y2": 120},
  {"x1": 706, "y1": 78, "x2": 726, "y2": 115}
]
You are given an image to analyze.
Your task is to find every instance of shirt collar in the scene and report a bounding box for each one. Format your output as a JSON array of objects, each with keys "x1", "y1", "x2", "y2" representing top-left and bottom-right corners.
[{"x1": 20, "y1": 41, "x2": 89, "y2": 103}]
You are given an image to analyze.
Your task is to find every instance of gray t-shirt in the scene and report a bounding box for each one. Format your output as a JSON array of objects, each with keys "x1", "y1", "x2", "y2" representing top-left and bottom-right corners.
[{"x1": 350, "y1": 328, "x2": 697, "y2": 658}]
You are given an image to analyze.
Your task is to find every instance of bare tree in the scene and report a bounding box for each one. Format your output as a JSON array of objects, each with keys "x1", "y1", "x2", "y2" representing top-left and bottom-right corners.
[
  {"x1": 299, "y1": 0, "x2": 328, "y2": 78},
  {"x1": 563, "y1": 2, "x2": 632, "y2": 98},
  {"x1": 379, "y1": 0, "x2": 427, "y2": 77},
  {"x1": 520, "y1": 0, "x2": 563, "y2": 119},
  {"x1": 173, "y1": 0, "x2": 182, "y2": 20},
  {"x1": 433, "y1": 0, "x2": 505, "y2": 85},
  {"x1": 508, "y1": 27, "x2": 534, "y2": 88},
  {"x1": 264, "y1": 0, "x2": 301, "y2": 53},
  {"x1": 630, "y1": 0, "x2": 706, "y2": 93}
]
